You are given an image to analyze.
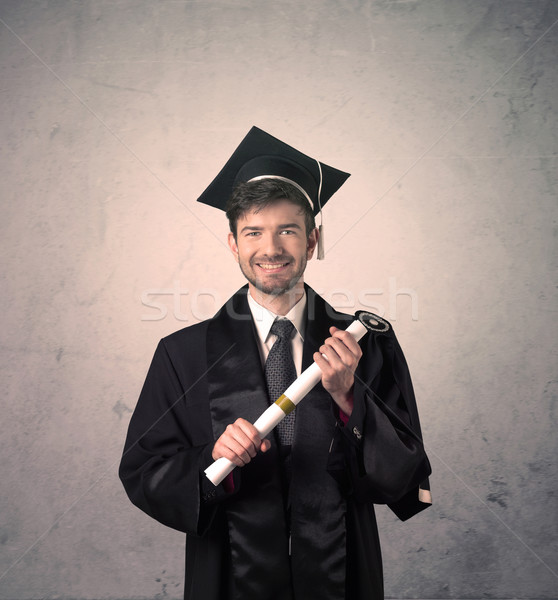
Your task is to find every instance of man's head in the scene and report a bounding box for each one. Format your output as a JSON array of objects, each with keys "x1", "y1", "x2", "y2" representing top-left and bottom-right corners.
[{"x1": 226, "y1": 181, "x2": 318, "y2": 299}]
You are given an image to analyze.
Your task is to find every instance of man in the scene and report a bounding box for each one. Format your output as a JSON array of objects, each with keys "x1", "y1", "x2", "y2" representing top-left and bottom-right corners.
[{"x1": 119, "y1": 127, "x2": 431, "y2": 600}]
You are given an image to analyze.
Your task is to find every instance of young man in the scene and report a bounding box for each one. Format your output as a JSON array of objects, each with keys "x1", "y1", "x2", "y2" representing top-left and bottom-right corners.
[{"x1": 119, "y1": 127, "x2": 431, "y2": 600}]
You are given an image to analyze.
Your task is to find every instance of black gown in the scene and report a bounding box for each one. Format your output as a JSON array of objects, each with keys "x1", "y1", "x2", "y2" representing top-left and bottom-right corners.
[{"x1": 119, "y1": 285, "x2": 431, "y2": 600}]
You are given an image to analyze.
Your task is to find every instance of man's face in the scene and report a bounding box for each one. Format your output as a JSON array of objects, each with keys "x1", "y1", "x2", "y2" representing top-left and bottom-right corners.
[{"x1": 228, "y1": 199, "x2": 318, "y2": 297}]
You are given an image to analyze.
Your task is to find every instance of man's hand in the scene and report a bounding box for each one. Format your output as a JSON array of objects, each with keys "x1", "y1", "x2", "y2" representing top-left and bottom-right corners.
[
  {"x1": 313, "y1": 326, "x2": 363, "y2": 417},
  {"x1": 212, "y1": 418, "x2": 271, "y2": 467}
]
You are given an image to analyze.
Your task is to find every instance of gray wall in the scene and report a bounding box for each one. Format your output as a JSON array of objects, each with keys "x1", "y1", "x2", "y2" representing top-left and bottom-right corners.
[{"x1": 1, "y1": 1, "x2": 557, "y2": 598}]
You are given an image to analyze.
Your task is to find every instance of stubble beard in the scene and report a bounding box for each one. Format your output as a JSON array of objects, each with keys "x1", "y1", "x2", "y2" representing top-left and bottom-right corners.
[{"x1": 239, "y1": 255, "x2": 307, "y2": 298}]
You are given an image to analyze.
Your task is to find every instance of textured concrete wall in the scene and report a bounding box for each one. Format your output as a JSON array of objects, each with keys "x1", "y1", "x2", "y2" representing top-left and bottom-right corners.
[{"x1": 1, "y1": 1, "x2": 557, "y2": 598}]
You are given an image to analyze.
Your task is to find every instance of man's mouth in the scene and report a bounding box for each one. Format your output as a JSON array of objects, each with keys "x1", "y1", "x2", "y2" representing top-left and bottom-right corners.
[{"x1": 256, "y1": 262, "x2": 290, "y2": 271}]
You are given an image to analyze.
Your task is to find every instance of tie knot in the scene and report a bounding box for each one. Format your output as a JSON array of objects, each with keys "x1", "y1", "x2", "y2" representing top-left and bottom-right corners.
[{"x1": 270, "y1": 319, "x2": 295, "y2": 340}]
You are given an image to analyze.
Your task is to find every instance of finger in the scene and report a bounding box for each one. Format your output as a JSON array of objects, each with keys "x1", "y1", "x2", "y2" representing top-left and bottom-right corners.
[
  {"x1": 313, "y1": 350, "x2": 334, "y2": 376},
  {"x1": 233, "y1": 419, "x2": 263, "y2": 454},
  {"x1": 329, "y1": 326, "x2": 362, "y2": 351},
  {"x1": 322, "y1": 338, "x2": 353, "y2": 366},
  {"x1": 222, "y1": 422, "x2": 258, "y2": 459},
  {"x1": 319, "y1": 342, "x2": 346, "y2": 370},
  {"x1": 214, "y1": 438, "x2": 251, "y2": 466},
  {"x1": 228, "y1": 428, "x2": 259, "y2": 459},
  {"x1": 329, "y1": 327, "x2": 363, "y2": 358},
  {"x1": 234, "y1": 420, "x2": 271, "y2": 457},
  {"x1": 324, "y1": 333, "x2": 362, "y2": 368},
  {"x1": 235, "y1": 418, "x2": 262, "y2": 441},
  {"x1": 227, "y1": 439, "x2": 253, "y2": 466},
  {"x1": 215, "y1": 425, "x2": 265, "y2": 465}
]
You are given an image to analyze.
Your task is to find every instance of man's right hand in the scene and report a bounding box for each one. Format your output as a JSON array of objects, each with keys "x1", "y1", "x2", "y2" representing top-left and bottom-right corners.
[{"x1": 211, "y1": 418, "x2": 271, "y2": 467}]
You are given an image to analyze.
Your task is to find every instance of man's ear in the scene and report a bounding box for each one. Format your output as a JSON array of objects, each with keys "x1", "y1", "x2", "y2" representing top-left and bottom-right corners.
[
  {"x1": 306, "y1": 227, "x2": 319, "y2": 260},
  {"x1": 228, "y1": 232, "x2": 240, "y2": 262}
]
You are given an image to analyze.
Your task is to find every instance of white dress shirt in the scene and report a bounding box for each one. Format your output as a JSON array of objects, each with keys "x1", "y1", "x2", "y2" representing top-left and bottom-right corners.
[{"x1": 247, "y1": 290, "x2": 307, "y2": 377}]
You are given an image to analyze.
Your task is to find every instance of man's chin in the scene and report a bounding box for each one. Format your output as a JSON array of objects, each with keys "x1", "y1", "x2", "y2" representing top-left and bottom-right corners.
[
  {"x1": 250, "y1": 275, "x2": 301, "y2": 297},
  {"x1": 253, "y1": 282, "x2": 296, "y2": 296}
]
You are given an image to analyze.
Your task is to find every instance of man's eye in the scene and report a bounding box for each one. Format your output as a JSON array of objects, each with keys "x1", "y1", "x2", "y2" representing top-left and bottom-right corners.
[
  {"x1": 246, "y1": 231, "x2": 260, "y2": 237},
  {"x1": 280, "y1": 230, "x2": 294, "y2": 235}
]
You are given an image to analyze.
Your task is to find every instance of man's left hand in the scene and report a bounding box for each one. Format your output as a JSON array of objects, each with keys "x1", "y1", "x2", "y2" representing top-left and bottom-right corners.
[{"x1": 313, "y1": 326, "x2": 363, "y2": 417}]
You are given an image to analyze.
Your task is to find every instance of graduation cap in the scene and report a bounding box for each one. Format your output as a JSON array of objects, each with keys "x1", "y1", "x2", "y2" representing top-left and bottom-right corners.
[{"x1": 197, "y1": 126, "x2": 350, "y2": 259}]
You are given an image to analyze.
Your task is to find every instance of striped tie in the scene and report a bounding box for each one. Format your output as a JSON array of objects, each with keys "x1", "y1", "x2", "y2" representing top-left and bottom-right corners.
[{"x1": 265, "y1": 319, "x2": 297, "y2": 445}]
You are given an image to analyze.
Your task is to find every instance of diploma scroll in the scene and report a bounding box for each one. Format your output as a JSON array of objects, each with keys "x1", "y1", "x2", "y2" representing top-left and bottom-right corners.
[{"x1": 204, "y1": 310, "x2": 388, "y2": 486}]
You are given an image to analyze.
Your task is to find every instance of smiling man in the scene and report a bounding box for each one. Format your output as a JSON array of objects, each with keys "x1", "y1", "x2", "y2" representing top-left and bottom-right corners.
[{"x1": 119, "y1": 127, "x2": 432, "y2": 600}]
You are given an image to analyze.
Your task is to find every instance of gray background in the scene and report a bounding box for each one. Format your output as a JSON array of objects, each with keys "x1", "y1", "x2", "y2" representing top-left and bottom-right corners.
[{"x1": 1, "y1": 1, "x2": 557, "y2": 598}]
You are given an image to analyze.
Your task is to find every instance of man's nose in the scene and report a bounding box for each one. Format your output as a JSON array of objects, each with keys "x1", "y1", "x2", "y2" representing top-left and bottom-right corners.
[{"x1": 261, "y1": 233, "x2": 283, "y2": 256}]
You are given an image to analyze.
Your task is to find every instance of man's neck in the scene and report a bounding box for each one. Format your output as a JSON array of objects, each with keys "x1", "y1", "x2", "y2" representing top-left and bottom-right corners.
[{"x1": 248, "y1": 281, "x2": 305, "y2": 316}]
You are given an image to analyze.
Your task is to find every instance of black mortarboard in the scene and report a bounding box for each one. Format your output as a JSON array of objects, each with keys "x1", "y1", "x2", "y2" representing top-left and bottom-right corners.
[{"x1": 196, "y1": 126, "x2": 350, "y2": 216}]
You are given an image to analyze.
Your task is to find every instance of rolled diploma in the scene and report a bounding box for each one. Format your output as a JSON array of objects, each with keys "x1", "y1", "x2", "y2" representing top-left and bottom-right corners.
[{"x1": 204, "y1": 318, "x2": 369, "y2": 486}]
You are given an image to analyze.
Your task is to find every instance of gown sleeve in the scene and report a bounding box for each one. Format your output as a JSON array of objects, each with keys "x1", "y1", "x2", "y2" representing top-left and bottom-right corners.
[
  {"x1": 327, "y1": 328, "x2": 432, "y2": 521},
  {"x1": 118, "y1": 337, "x2": 232, "y2": 536}
]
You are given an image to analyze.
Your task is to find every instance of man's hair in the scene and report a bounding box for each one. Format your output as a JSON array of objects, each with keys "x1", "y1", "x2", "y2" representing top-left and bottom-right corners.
[{"x1": 226, "y1": 179, "x2": 316, "y2": 239}]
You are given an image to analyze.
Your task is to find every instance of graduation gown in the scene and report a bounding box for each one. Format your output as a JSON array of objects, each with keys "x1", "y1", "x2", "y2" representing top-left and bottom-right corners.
[{"x1": 119, "y1": 285, "x2": 431, "y2": 600}]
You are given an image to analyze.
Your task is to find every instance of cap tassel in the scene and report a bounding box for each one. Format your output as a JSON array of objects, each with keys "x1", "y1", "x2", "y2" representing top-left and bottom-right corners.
[
  {"x1": 316, "y1": 160, "x2": 325, "y2": 260},
  {"x1": 317, "y1": 224, "x2": 325, "y2": 260}
]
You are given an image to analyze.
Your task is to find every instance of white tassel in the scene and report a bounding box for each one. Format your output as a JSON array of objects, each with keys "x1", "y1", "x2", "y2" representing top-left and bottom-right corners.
[
  {"x1": 316, "y1": 160, "x2": 324, "y2": 260},
  {"x1": 317, "y1": 224, "x2": 325, "y2": 260}
]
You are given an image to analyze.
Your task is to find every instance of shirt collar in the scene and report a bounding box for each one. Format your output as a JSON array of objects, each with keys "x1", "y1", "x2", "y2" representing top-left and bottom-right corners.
[{"x1": 247, "y1": 289, "x2": 307, "y2": 344}]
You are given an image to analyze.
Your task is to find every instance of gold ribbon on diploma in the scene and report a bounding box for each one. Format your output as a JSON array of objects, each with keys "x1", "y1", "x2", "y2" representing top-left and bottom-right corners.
[{"x1": 274, "y1": 394, "x2": 296, "y2": 415}]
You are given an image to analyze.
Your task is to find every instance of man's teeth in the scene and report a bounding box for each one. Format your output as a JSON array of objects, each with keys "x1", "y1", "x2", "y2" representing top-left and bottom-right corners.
[{"x1": 259, "y1": 263, "x2": 287, "y2": 270}]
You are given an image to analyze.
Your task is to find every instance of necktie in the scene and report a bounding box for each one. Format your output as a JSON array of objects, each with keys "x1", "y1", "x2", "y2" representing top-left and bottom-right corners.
[{"x1": 265, "y1": 319, "x2": 297, "y2": 445}]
